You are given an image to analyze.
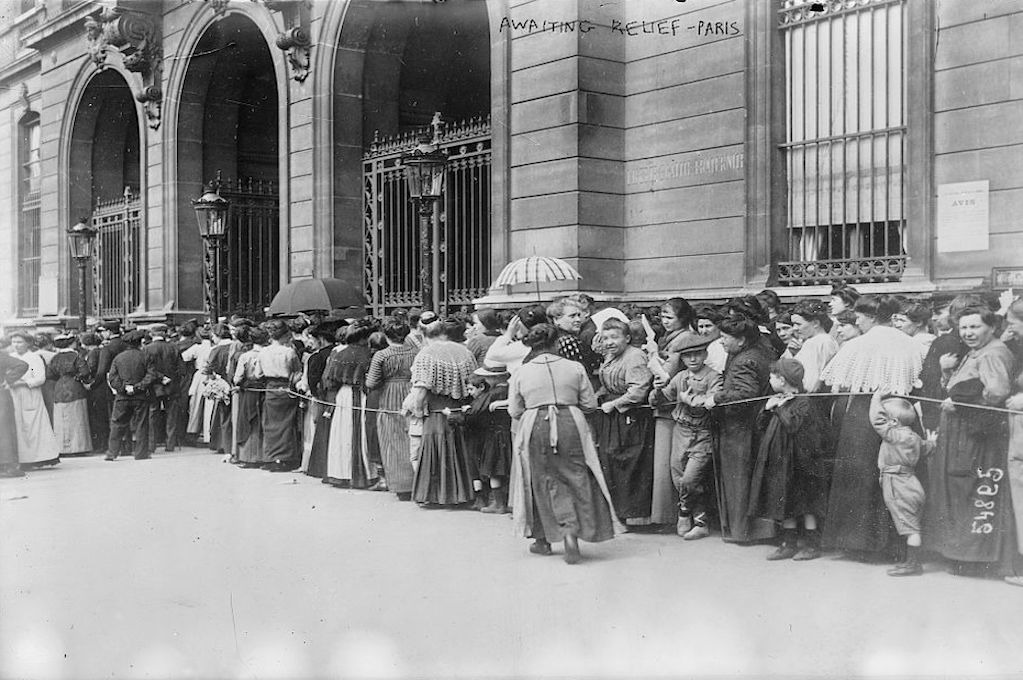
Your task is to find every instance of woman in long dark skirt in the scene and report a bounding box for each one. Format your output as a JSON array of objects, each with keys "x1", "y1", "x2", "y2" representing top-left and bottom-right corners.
[
  {"x1": 366, "y1": 318, "x2": 417, "y2": 500},
  {"x1": 592, "y1": 318, "x2": 655, "y2": 525},
  {"x1": 924, "y1": 307, "x2": 1019, "y2": 578},
  {"x1": 405, "y1": 318, "x2": 478, "y2": 506},
  {"x1": 205, "y1": 323, "x2": 235, "y2": 457},
  {"x1": 705, "y1": 316, "x2": 775, "y2": 543},
  {"x1": 260, "y1": 320, "x2": 302, "y2": 472},
  {"x1": 509, "y1": 323, "x2": 621, "y2": 564},
  {"x1": 81, "y1": 333, "x2": 110, "y2": 454},
  {"x1": 0, "y1": 353, "x2": 29, "y2": 477},
  {"x1": 232, "y1": 327, "x2": 264, "y2": 467},
  {"x1": 298, "y1": 322, "x2": 335, "y2": 474},
  {"x1": 820, "y1": 295, "x2": 923, "y2": 558},
  {"x1": 306, "y1": 323, "x2": 346, "y2": 479}
]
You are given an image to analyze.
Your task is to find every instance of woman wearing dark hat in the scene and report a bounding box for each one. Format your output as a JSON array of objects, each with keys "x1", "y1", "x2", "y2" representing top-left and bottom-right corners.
[
  {"x1": 303, "y1": 319, "x2": 343, "y2": 479},
  {"x1": 0, "y1": 352, "x2": 29, "y2": 477},
  {"x1": 47, "y1": 334, "x2": 93, "y2": 455},
  {"x1": 365, "y1": 317, "x2": 418, "y2": 499},
  {"x1": 8, "y1": 331, "x2": 59, "y2": 468},
  {"x1": 703, "y1": 316, "x2": 776, "y2": 543},
  {"x1": 405, "y1": 318, "x2": 478, "y2": 505},
  {"x1": 509, "y1": 323, "x2": 620, "y2": 563}
]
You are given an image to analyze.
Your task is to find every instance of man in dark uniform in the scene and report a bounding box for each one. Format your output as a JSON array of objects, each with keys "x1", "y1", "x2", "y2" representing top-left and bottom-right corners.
[
  {"x1": 143, "y1": 324, "x2": 186, "y2": 453},
  {"x1": 97, "y1": 320, "x2": 130, "y2": 453},
  {"x1": 107, "y1": 330, "x2": 156, "y2": 460}
]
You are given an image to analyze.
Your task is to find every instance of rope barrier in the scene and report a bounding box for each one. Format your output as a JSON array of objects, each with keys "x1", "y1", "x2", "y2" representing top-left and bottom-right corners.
[{"x1": 216, "y1": 385, "x2": 1023, "y2": 417}]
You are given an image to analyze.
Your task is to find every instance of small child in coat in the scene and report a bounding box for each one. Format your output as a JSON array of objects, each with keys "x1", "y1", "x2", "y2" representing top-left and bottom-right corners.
[
  {"x1": 749, "y1": 358, "x2": 829, "y2": 561},
  {"x1": 445, "y1": 365, "x2": 513, "y2": 513},
  {"x1": 648, "y1": 334, "x2": 721, "y2": 540},
  {"x1": 869, "y1": 390, "x2": 937, "y2": 576}
]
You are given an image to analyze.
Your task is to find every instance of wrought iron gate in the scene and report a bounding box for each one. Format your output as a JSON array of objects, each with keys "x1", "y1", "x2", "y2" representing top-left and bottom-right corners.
[
  {"x1": 217, "y1": 175, "x2": 280, "y2": 317},
  {"x1": 91, "y1": 186, "x2": 142, "y2": 320},
  {"x1": 363, "y1": 116, "x2": 491, "y2": 316}
]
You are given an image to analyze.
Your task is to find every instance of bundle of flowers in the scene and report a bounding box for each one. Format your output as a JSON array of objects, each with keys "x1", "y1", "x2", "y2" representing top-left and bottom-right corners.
[{"x1": 202, "y1": 376, "x2": 233, "y2": 404}]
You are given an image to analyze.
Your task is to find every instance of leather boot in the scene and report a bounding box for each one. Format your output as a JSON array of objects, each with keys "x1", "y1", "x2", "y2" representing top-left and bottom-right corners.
[
  {"x1": 887, "y1": 546, "x2": 923, "y2": 576},
  {"x1": 793, "y1": 528, "x2": 821, "y2": 561},
  {"x1": 480, "y1": 487, "x2": 508, "y2": 514},
  {"x1": 767, "y1": 528, "x2": 799, "y2": 561}
]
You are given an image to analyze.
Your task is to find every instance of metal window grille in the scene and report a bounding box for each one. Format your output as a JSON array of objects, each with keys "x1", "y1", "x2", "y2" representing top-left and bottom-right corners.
[
  {"x1": 17, "y1": 116, "x2": 41, "y2": 316},
  {"x1": 363, "y1": 115, "x2": 491, "y2": 316},
  {"x1": 217, "y1": 176, "x2": 280, "y2": 317},
  {"x1": 91, "y1": 187, "x2": 142, "y2": 320},
  {"x1": 778, "y1": 0, "x2": 907, "y2": 285}
]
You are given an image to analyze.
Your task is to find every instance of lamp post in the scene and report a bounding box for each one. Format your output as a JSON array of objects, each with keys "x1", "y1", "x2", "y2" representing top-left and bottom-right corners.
[
  {"x1": 67, "y1": 218, "x2": 98, "y2": 331},
  {"x1": 401, "y1": 114, "x2": 447, "y2": 312},
  {"x1": 192, "y1": 182, "x2": 230, "y2": 325}
]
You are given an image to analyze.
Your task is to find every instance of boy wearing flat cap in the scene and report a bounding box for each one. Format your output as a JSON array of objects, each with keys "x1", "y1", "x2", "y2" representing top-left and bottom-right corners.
[{"x1": 649, "y1": 333, "x2": 722, "y2": 540}]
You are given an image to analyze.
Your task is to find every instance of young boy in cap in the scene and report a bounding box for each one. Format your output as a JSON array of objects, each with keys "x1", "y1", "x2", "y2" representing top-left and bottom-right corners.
[
  {"x1": 869, "y1": 390, "x2": 937, "y2": 576},
  {"x1": 749, "y1": 358, "x2": 829, "y2": 561},
  {"x1": 649, "y1": 334, "x2": 722, "y2": 539}
]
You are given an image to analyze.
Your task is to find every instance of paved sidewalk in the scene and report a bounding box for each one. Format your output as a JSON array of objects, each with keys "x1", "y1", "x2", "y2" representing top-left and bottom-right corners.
[{"x1": 1, "y1": 448, "x2": 1021, "y2": 679}]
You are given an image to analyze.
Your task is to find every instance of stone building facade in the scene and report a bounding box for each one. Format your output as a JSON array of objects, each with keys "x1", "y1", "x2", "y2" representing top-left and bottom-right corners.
[{"x1": 0, "y1": 0, "x2": 1020, "y2": 328}]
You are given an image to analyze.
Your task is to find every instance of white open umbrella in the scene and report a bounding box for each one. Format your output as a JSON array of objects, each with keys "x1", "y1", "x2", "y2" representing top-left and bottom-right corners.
[{"x1": 492, "y1": 256, "x2": 581, "y2": 301}]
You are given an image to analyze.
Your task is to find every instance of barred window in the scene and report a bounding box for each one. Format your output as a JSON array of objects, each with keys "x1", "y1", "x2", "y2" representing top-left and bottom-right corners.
[
  {"x1": 778, "y1": 0, "x2": 906, "y2": 285},
  {"x1": 18, "y1": 113, "x2": 41, "y2": 315}
]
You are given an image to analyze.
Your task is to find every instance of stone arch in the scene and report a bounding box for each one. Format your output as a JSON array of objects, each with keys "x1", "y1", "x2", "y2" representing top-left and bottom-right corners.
[
  {"x1": 165, "y1": 4, "x2": 290, "y2": 314},
  {"x1": 64, "y1": 65, "x2": 145, "y2": 318},
  {"x1": 315, "y1": 0, "x2": 495, "y2": 295},
  {"x1": 169, "y1": 7, "x2": 288, "y2": 315}
]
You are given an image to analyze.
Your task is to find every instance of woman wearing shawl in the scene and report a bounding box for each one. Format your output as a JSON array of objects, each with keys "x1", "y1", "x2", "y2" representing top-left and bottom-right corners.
[
  {"x1": 323, "y1": 321, "x2": 376, "y2": 488},
  {"x1": 924, "y1": 307, "x2": 1018, "y2": 578},
  {"x1": 406, "y1": 318, "x2": 478, "y2": 505},
  {"x1": 366, "y1": 317, "x2": 418, "y2": 500},
  {"x1": 820, "y1": 294, "x2": 923, "y2": 558},
  {"x1": 509, "y1": 324, "x2": 620, "y2": 564},
  {"x1": 47, "y1": 334, "x2": 93, "y2": 455}
]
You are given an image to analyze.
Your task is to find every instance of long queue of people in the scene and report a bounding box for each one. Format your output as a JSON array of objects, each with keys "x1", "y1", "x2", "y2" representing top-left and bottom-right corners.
[{"x1": 3, "y1": 285, "x2": 1023, "y2": 583}]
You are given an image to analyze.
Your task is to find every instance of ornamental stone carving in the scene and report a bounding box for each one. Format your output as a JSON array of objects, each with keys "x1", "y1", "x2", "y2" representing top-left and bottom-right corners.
[{"x1": 84, "y1": 7, "x2": 164, "y2": 129}]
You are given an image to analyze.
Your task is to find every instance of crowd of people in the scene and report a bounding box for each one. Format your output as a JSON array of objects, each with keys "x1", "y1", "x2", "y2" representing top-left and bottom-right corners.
[{"x1": 2, "y1": 284, "x2": 1023, "y2": 583}]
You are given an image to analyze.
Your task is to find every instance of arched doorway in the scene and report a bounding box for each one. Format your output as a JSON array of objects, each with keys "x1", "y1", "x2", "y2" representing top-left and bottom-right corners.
[
  {"x1": 68, "y1": 69, "x2": 142, "y2": 321},
  {"x1": 176, "y1": 14, "x2": 279, "y2": 318},
  {"x1": 334, "y1": 0, "x2": 492, "y2": 314}
]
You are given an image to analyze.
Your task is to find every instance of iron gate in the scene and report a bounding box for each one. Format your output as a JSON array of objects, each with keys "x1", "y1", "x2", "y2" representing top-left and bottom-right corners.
[
  {"x1": 91, "y1": 186, "x2": 142, "y2": 321},
  {"x1": 217, "y1": 175, "x2": 280, "y2": 317},
  {"x1": 363, "y1": 115, "x2": 491, "y2": 316}
]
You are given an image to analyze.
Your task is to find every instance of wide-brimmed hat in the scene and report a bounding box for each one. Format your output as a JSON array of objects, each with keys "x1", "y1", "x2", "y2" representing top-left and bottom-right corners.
[
  {"x1": 674, "y1": 333, "x2": 712, "y2": 355},
  {"x1": 474, "y1": 363, "x2": 509, "y2": 377}
]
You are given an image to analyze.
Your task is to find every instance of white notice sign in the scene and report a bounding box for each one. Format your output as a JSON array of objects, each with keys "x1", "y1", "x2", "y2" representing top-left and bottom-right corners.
[{"x1": 937, "y1": 180, "x2": 989, "y2": 253}]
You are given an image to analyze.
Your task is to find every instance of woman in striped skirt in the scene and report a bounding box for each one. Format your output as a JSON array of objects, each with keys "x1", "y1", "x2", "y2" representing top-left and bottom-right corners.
[{"x1": 366, "y1": 317, "x2": 418, "y2": 500}]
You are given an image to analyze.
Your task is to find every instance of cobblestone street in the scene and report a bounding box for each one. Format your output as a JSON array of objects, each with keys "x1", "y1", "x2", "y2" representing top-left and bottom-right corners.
[{"x1": 1, "y1": 448, "x2": 1021, "y2": 679}]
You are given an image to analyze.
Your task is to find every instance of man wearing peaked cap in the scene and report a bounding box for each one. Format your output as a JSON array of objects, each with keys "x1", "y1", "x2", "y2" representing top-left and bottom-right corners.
[
  {"x1": 143, "y1": 322, "x2": 186, "y2": 453},
  {"x1": 673, "y1": 333, "x2": 713, "y2": 355},
  {"x1": 106, "y1": 329, "x2": 157, "y2": 460}
]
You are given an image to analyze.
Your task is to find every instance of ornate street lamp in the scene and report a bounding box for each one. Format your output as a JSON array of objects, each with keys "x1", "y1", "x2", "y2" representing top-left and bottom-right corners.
[
  {"x1": 67, "y1": 218, "x2": 98, "y2": 331},
  {"x1": 401, "y1": 114, "x2": 447, "y2": 312},
  {"x1": 192, "y1": 182, "x2": 230, "y2": 324}
]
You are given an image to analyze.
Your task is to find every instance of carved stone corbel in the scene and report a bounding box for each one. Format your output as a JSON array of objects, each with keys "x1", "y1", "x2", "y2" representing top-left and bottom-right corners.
[
  {"x1": 266, "y1": 0, "x2": 312, "y2": 82},
  {"x1": 83, "y1": 6, "x2": 164, "y2": 130}
]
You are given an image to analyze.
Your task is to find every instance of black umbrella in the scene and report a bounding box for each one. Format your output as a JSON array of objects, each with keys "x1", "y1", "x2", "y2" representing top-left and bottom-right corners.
[{"x1": 267, "y1": 278, "x2": 367, "y2": 315}]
